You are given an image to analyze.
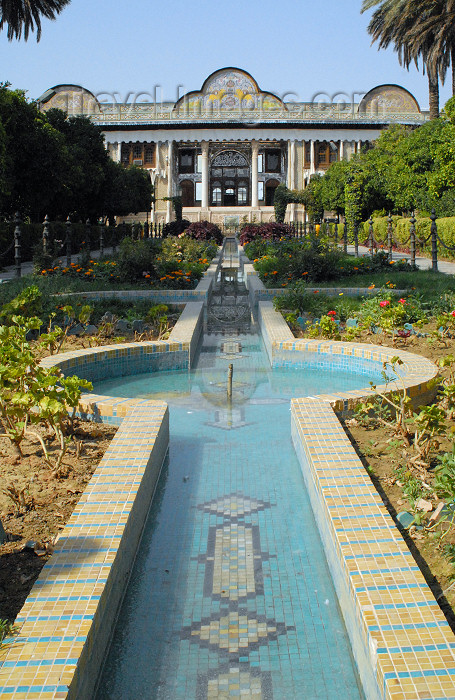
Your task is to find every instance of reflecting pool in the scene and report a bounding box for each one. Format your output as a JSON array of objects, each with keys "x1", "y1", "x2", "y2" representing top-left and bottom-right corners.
[{"x1": 94, "y1": 334, "x2": 374, "y2": 699}]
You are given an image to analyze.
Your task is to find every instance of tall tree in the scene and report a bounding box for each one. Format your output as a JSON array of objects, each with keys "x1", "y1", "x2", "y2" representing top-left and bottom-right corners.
[
  {"x1": 0, "y1": 0, "x2": 70, "y2": 41},
  {"x1": 407, "y1": 0, "x2": 455, "y2": 96},
  {"x1": 361, "y1": 0, "x2": 441, "y2": 119}
]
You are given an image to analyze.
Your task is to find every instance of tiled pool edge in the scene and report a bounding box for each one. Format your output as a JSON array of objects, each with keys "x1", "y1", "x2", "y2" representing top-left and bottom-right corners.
[
  {"x1": 258, "y1": 301, "x2": 439, "y2": 412},
  {"x1": 291, "y1": 400, "x2": 455, "y2": 700},
  {"x1": 0, "y1": 302, "x2": 204, "y2": 699},
  {"x1": 259, "y1": 303, "x2": 455, "y2": 697},
  {"x1": 0, "y1": 401, "x2": 169, "y2": 700}
]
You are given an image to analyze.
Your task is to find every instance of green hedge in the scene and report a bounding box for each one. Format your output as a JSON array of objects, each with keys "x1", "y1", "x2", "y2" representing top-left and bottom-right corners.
[{"x1": 361, "y1": 216, "x2": 455, "y2": 257}]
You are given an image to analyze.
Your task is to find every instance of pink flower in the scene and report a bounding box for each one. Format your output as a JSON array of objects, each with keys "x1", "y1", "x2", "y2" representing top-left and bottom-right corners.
[
  {"x1": 398, "y1": 298, "x2": 406, "y2": 305},
  {"x1": 379, "y1": 300, "x2": 390, "y2": 308}
]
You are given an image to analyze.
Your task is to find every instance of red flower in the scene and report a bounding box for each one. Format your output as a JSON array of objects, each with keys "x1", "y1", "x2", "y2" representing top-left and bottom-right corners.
[
  {"x1": 379, "y1": 300, "x2": 390, "y2": 308},
  {"x1": 451, "y1": 310, "x2": 455, "y2": 317},
  {"x1": 398, "y1": 298, "x2": 406, "y2": 305},
  {"x1": 327, "y1": 310, "x2": 337, "y2": 316}
]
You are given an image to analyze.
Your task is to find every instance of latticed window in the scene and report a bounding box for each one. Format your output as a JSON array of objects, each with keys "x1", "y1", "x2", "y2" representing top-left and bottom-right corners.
[
  {"x1": 121, "y1": 145, "x2": 130, "y2": 164},
  {"x1": 305, "y1": 143, "x2": 311, "y2": 165},
  {"x1": 145, "y1": 147, "x2": 154, "y2": 164},
  {"x1": 133, "y1": 144, "x2": 142, "y2": 159},
  {"x1": 212, "y1": 185, "x2": 222, "y2": 204},
  {"x1": 179, "y1": 149, "x2": 195, "y2": 174},
  {"x1": 318, "y1": 144, "x2": 327, "y2": 164},
  {"x1": 265, "y1": 149, "x2": 281, "y2": 173},
  {"x1": 238, "y1": 184, "x2": 248, "y2": 205}
]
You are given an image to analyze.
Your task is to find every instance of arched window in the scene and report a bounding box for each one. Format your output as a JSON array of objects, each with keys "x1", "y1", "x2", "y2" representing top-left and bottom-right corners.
[
  {"x1": 210, "y1": 150, "x2": 250, "y2": 206},
  {"x1": 238, "y1": 181, "x2": 248, "y2": 205},
  {"x1": 212, "y1": 182, "x2": 222, "y2": 205},
  {"x1": 181, "y1": 180, "x2": 195, "y2": 207}
]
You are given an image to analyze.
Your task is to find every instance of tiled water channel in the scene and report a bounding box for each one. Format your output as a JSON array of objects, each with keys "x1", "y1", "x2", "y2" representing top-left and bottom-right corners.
[{"x1": 93, "y1": 333, "x2": 379, "y2": 699}]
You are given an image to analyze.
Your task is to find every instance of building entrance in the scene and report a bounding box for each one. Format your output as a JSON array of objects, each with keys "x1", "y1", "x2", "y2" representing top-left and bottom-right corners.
[{"x1": 210, "y1": 150, "x2": 250, "y2": 206}]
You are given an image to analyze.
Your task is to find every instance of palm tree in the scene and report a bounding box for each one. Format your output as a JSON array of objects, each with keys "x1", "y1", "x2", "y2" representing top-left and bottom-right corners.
[
  {"x1": 361, "y1": 0, "x2": 442, "y2": 119},
  {"x1": 407, "y1": 0, "x2": 455, "y2": 96},
  {"x1": 0, "y1": 0, "x2": 70, "y2": 41}
]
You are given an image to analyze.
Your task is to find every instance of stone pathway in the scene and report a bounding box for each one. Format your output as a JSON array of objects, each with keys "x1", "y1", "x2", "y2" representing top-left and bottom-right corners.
[
  {"x1": 346, "y1": 243, "x2": 455, "y2": 275},
  {"x1": 0, "y1": 247, "x2": 115, "y2": 282}
]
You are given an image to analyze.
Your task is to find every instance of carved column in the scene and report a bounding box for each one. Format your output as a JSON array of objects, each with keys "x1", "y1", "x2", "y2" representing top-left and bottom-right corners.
[
  {"x1": 339, "y1": 139, "x2": 344, "y2": 161},
  {"x1": 310, "y1": 139, "x2": 315, "y2": 174},
  {"x1": 112, "y1": 142, "x2": 121, "y2": 163},
  {"x1": 288, "y1": 140, "x2": 296, "y2": 222},
  {"x1": 201, "y1": 140, "x2": 209, "y2": 209},
  {"x1": 251, "y1": 140, "x2": 259, "y2": 208},
  {"x1": 166, "y1": 140, "x2": 173, "y2": 223}
]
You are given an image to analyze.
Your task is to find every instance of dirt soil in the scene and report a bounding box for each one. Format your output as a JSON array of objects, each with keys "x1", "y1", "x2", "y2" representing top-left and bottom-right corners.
[
  {"x1": 339, "y1": 330, "x2": 455, "y2": 630},
  {"x1": 0, "y1": 422, "x2": 117, "y2": 622},
  {"x1": 0, "y1": 327, "x2": 177, "y2": 625}
]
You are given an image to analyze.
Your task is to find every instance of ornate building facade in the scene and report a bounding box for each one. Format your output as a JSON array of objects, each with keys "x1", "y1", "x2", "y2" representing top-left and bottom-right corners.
[{"x1": 39, "y1": 67, "x2": 426, "y2": 224}]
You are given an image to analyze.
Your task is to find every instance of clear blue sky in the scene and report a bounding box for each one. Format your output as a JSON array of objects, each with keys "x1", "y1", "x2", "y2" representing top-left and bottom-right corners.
[{"x1": 0, "y1": 0, "x2": 452, "y2": 109}]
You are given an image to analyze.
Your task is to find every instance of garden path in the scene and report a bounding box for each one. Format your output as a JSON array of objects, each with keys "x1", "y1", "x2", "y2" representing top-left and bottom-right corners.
[{"x1": 345, "y1": 243, "x2": 455, "y2": 275}]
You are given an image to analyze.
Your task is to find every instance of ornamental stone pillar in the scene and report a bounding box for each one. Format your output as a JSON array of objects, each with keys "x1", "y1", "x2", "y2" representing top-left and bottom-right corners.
[
  {"x1": 288, "y1": 140, "x2": 296, "y2": 222},
  {"x1": 201, "y1": 140, "x2": 209, "y2": 209},
  {"x1": 339, "y1": 139, "x2": 344, "y2": 161},
  {"x1": 112, "y1": 142, "x2": 121, "y2": 163},
  {"x1": 166, "y1": 140, "x2": 173, "y2": 223},
  {"x1": 251, "y1": 140, "x2": 259, "y2": 208},
  {"x1": 310, "y1": 139, "x2": 315, "y2": 174}
]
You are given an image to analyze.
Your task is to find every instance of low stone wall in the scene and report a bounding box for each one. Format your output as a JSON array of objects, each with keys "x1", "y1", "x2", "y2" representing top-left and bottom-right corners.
[
  {"x1": 257, "y1": 301, "x2": 455, "y2": 698},
  {"x1": 0, "y1": 301, "x2": 204, "y2": 699},
  {"x1": 0, "y1": 401, "x2": 169, "y2": 700},
  {"x1": 292, "y1": 400, "x2": 455, "y2": 700}
]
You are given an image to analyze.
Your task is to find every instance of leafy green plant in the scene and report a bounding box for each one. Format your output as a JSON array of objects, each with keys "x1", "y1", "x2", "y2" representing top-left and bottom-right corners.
[
  {"x1": 439, "y1": 355, "x2": 455, "y2": 418},
  {"x1": 412, "y1": 404, "x2": 446, "y2": 466},
  {"x1": 0, "y1": 619, "x2": 17, "y2": 645},
  {"x1": 368, "y1": 357, "x2": 413, "y2": 445},
  {"x1": 307, "y1": 314, "x2": 341, "y2": 340},
  {"x1": 0, "y1": 310, "x2": 92, "y2": 472},
  {"x1": 394, "y1": 465, "x2": 426, "y2": 507},
  {"x1": 0, "y1": 285, "x2": 42, "y2": 322},
  {"x1": 434, "y1": 448, "x2": 455, "y2": 502}
]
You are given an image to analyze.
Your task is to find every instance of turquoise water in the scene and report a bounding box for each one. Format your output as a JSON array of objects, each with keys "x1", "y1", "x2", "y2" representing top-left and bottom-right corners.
[{"x1": 94, "y1": 335, "x2": 371, "y2": 699}]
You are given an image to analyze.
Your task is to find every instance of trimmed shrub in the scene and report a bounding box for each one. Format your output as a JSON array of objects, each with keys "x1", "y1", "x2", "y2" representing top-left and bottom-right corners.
[
  {"x1": 361, "y1": 215, "x2": 455, "y2": 255},
  {"x1": 239, "y1": 222, "x2": 293, "y2": 246},
  {"x1": 162, "y1": 219, "x2": 190, "y2": 238},
  {"x1": 185, "y1": 221, "x2": 223, "y2": 245}
]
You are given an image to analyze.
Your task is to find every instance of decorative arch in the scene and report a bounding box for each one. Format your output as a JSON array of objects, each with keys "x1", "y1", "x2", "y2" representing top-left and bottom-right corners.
[
  {"x1": 38, "y1": 84, "x2": 101, "y2": 115},
  {"x1": 173, "y1": 67, "x2": 287, "y2": 115},
  {"x1": 358, "y1": 85, "x2": 420, "y2": 116},
  {"x1": 210, "y1": 147, "x2": 250, "y2": 206},
  {"x1": 212, "y1": 151, "x2": 248, "y2": 168}
]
